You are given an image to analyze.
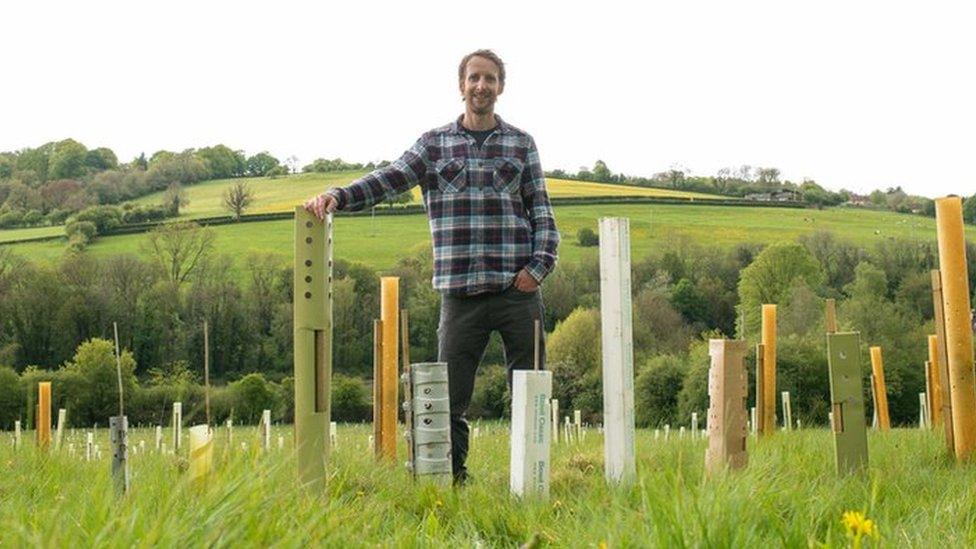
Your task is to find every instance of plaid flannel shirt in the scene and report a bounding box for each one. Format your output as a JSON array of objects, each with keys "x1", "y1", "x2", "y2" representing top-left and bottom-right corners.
[{"x1": 327, "y1": 115, "x2": 560, "y2": 296}]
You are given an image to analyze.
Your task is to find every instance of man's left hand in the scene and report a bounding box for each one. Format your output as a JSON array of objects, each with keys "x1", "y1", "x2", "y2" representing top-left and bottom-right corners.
[{"x1": 513, "y1": 269, "x2": 539, "y2": 293}]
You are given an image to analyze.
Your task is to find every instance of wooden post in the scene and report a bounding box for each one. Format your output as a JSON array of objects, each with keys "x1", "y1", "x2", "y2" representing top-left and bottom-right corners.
[
  {"x1": 935, "y1": 196, "x2": 976, "y2": 460},
  {"x1": 203, "y1": 320, "x2": 211, "y2": 427},
  {"x1": 926, "y1": 335, "x2": 944, "y2": 427},
  {"x1": 931, "y1": 270, "x2": 956, "y2": 452},
  {"x1": 869, "y1": 347, "x2": 891, "y2": 431},
  {"x1": 188, "y1": 425, "x2": 213, "y2": 485},
  {"x1": 781, "y1": 392, "x2": 792, "y2": 431},
  {"x1": 379, "y1": 277, "x2": 399, "y2": 461},
  {"x1": 827, "y1": 332, "x2": 869, "y2": 474},
  {"x1": 37, "y1": 382, "x2": 51, "y2": 449},
  {"x1": 704, "y1": 339, "x2": 748, "y2": 475},
  {"x1": 551, "y1": 399, "x2": 559, "y2": 443},
  {"x1": 754, "y1": 344, "x2": 765, "y2": 437},
  {"x1": 825, "y1": 298, "x2": 838, "y2": 333},
  {"x1": 372, "y1": 319, "x2": 384, "y2": 459},
  {"x1": 925, "y1": 361, "x2": 935, "y2": 429},
  {"x1": 293, "y1": 207, "x2": 333, "y2": 489},
  {"x1": 761, "y1": 305, "x2": 777, "y2": 437},
  {"x1": 598, "y1": 217, "x2": 636, "y2": 484}
]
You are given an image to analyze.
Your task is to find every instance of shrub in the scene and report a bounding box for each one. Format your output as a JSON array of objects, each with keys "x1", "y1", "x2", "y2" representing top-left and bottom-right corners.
[
  {"x1": 331, "y1": 374, "x2": 370, "y2": 422},
  {"x1": 635, "y1": 355, "x2": 686, "y2": 427},
  {"x1": 228, "y1": 373, "x2": 281, "y2": 424},
  {"x1": 468, "y1": 364, "x2": 509, "y2": 419},
  {"x1": 0, "y1": 366, "x2": 24, "y2": 429},
  {"x1": 577, "y1": 227, "x2": 599, "y2": 247}
]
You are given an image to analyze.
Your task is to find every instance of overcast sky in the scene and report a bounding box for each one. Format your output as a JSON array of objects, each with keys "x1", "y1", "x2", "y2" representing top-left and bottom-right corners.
[{"x1": 1, "y1": 1, "x2": 973, "y2": 197}]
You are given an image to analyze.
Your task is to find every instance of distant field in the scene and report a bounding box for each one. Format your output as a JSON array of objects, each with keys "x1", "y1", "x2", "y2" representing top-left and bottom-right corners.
[
  {"x1": 128, "y1": 171, "x2": 721, "y2": 220},
  {"x1": 5, "y1": 203, "x2": 970, "y2": 274},
  {"x1": 0, "y1": 225, "x2": 63, "y2": 243}
]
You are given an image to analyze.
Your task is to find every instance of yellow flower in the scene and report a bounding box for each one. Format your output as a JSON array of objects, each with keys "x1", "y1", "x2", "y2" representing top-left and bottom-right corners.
[
  {"x1": 598, "y1": 541, "x2": 608, "y2": 549},
  {"x1": 842, "y1": 510, "x2": 879, "y2": 547}
]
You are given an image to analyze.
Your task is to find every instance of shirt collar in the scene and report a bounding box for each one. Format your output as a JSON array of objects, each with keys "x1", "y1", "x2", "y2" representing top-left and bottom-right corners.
[{"x1": 452, "y1": 114, "x2": 508, "y2": 135}]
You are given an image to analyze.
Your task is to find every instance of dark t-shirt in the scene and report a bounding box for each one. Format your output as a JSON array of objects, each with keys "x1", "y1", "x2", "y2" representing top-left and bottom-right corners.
[{"x1": 463, "y1": 126, "x2": 497, "y2": 148}]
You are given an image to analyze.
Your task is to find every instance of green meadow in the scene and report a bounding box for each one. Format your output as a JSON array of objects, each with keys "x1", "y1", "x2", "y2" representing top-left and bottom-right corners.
[
  {"x1": 1, "y1": 424, "x2": 969, "y2": 546},
  {"x1": 130, "y1": 171, "x2": 721, "y2": 220},
  {"x1": 4, "y1": 203, "x2": 972, "y2": 274}
]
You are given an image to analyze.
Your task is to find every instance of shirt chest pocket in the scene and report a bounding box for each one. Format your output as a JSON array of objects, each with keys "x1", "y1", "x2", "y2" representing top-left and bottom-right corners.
[
  {"x1": 435, "y1": 158, "x2": 467, "y2": 193},
  {"x1": 492, "y1": 157, "x2": 524, "y2": 194}
]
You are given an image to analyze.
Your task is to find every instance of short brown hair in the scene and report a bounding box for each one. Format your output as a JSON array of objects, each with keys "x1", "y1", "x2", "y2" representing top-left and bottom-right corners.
[{"x1": 458, "y1": 49, "x2": 505, "y2": 86}]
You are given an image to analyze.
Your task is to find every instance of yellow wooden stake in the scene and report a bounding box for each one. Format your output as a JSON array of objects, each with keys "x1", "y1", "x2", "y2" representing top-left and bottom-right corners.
[
  {"x1": 760, "y1": 305, "x2": 777, "y2": 437},
  {"x1": 927, "y1": 335, "x2": 944, "y2": 427},
  {"x1": 935, "y1": 196, "x2": 976, "y2": 460},
  {"x1": 37, "y1": 382, "x2": 52, "y2": 449},
  {"x1": 869, "y1": 347, "x2": 891, "y2": 431},
  {"x1": 931, "y1": 271, "x2": 955, "y2": 452},
  {"x1": 379, "y1": 277, "x2": 399, "y2": 461}
]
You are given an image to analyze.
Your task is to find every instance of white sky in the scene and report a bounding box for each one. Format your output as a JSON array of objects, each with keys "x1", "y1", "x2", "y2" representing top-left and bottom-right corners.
[{"x1": 1, "y1": 1, "x2": 973, "y2": 197}]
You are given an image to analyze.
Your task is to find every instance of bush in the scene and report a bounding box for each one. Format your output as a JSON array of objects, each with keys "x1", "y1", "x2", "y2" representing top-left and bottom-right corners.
[
  {"x1": 0, "y1": 210, "x2": 23, "y2": 228},
  {"x1": 59, "y1": 338, "x2": 138, "y2": 426},
  {"x1": 0, "y1": 366, "x2": 24, "y2": 429},
  {"x1": 468, "y1": 364, "x2": 509, "y2": 419},
  {"x1": 21, "y1": 209, "x2": 43, "y2": 226},
  {"x1": 228, "y1": 373, "x2": 281, "y2": 424},
  {"x1": 331, "y1": 374, "x2": 370, "y2": 422},
  {"x1": 577, "y1": 227, "x2": 599, "y2": 247},
  {"x1": 548, "y1": 307, "x2": 603, "y2": 420},
  {"x1": 635, "y1": 355, "x2": 686, "y2": 427}
]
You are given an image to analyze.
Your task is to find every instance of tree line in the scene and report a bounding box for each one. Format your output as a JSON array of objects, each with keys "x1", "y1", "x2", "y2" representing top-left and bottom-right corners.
[
  {"x1": 548, "y1": 160, "x2": 976, "y2": 220},
  {"x1": 1, "y1": 219, "x2": 973, "y2": 429}
]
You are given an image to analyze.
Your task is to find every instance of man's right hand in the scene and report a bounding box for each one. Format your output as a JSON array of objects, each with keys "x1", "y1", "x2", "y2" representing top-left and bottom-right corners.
[{"x1": 303, "y1": 193, "x2": 338, "y2": 220}]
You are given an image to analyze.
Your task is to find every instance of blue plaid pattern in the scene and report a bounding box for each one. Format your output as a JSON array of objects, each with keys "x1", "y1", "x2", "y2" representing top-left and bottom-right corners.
[{"x1": 327, "y1": 115, "x2": 560, "y2": 296}]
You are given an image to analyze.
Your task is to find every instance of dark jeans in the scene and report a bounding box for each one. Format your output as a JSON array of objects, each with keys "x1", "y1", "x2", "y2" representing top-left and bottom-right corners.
[{"x1": 438, "y1": 285, "x2": 546, "y2": 479}]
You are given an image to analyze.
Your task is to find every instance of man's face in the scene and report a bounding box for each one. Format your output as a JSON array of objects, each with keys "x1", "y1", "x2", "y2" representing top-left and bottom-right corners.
[{"x1": 459, "y1": 56, "x2": 503, "y2": 116}]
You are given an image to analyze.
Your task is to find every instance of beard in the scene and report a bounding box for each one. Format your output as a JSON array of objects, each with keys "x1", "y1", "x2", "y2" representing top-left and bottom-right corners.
[{"x1": 467, "y1": 93, "x2": 495, "y2": 115}]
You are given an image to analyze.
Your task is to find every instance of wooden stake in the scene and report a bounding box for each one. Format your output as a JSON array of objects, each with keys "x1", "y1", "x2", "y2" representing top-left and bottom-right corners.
[
  {"x1": 931, "y1": 270, "x2": 956, "y2": 452},
  {"x1": 37, "y1": 382, "x2": 51, "y2": 449},
  {"x1": 825, "y1": 298, "x2": 838, "y2": 333},
  {"x1": 379, "y1": 277, "x2": 399, "y2": 461},
  {"x1": 926, "y1": 335, "x2": 944, "y2": 427},
  {"x1": 372, "y1": 319, "x2": 384, "y2": 459},
  {"x1": 203, "y1": 320, "x2": 211, "y2": 427},
  {"x1": 933, "y1": 197, "x2": 976, "y2": 461},
  {"x1": 760, "y1": 305, "x2": 777, "y2": 437},
  {"x1": 755, "y1": 344, "x2": 765, "y2": 437},
  {"x1": 869, "y1": 347, "x2": 891, "y2": 431}
]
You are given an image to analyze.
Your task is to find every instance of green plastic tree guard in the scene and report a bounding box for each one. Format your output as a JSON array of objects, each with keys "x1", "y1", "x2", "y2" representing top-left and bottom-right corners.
[
  {"x1": 826, "y1": 332, "x2": 869, "y2": 474},
  {"x1": 293, "y1": 207, "x2": 334, "y2": 490}
]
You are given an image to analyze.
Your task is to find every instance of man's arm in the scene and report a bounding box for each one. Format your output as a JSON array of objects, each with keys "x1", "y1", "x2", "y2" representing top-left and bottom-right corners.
[
  {"x1": 309, "y1": 139, "x2": 427, "y2": 216},
  {"x1": 519, "y1": 137, "x2": 560, "y2": 284}
]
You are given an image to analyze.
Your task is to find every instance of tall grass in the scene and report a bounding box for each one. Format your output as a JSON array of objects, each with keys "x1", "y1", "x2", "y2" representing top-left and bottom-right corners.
[{"x1": 2, "y1": 424, "x2": 973, "y2": 546}]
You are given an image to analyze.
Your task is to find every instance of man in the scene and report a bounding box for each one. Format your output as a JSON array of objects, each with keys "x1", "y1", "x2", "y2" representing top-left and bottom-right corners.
[{"x1": 304, "y1": 49, "x2": 559, "y2": 485}]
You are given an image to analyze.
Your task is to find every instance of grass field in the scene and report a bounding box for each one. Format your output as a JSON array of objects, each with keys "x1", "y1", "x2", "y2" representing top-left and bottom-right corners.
[
  {"x1": 2, "y1": 424, "x2": 969, "y2": 546},
  {"x1": 129, "y1": 171, "x2": 721, "y2": 220},
  {"x1": 4, "y1": 203, "x2": 973, "y2": 274}
]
